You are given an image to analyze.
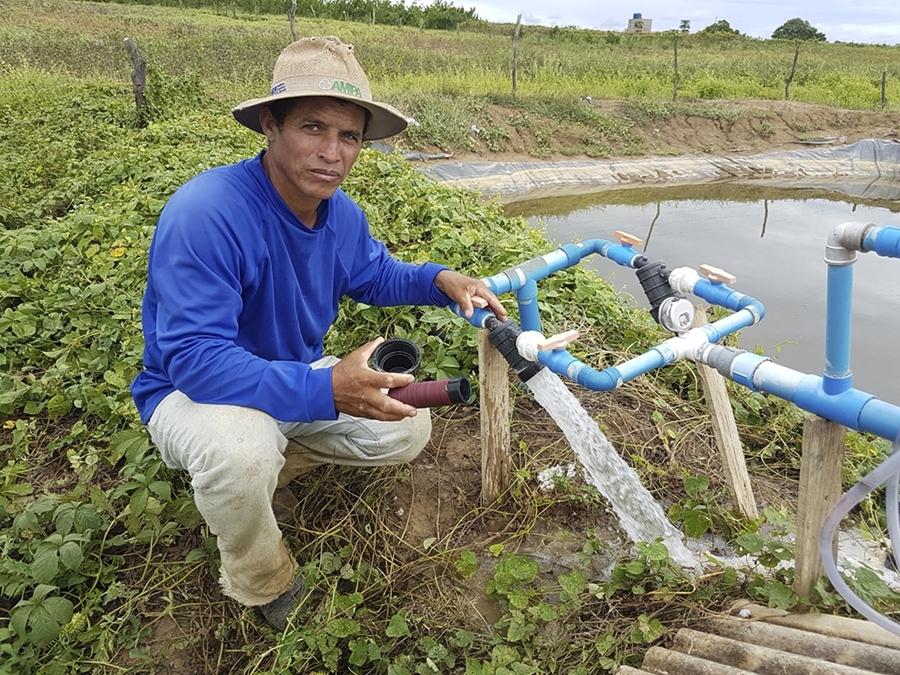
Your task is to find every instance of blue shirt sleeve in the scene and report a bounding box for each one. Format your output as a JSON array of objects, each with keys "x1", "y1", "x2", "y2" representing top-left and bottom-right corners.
[
  {"x1": 345, "y1": 214, "x2": 453, "y2": 307},
  {"x1": 149, "y1": 194, "x2": 338, "y2": 423}
]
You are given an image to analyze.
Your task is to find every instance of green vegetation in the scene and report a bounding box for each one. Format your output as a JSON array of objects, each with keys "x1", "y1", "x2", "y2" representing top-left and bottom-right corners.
[
  {"x1": 772, "y1": 18, "x2": 827, "y2": 42},
  {"x1": 1, "y1": 2, "x2": 899, "y2": 672}
]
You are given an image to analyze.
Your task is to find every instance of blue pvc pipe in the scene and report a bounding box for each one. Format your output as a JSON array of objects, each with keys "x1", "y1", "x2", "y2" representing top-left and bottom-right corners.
[
  {"x1": 693, "y1": 280, "x2": 766, "y2": 320},
  {"x1": 864, "y1": 226, "x2": 900, "y2": 259},
  {"x1": 824, "y1": 264, "x2": 853, "y2": 394},
  {"x1": 517, "y1": 279, "x2": 541, "y2": 332}
]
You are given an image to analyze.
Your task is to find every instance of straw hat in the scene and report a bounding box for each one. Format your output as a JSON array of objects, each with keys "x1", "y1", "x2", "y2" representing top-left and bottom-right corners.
[{"x1": 232, "y1": 36, "x2": 407, "y2": 140}]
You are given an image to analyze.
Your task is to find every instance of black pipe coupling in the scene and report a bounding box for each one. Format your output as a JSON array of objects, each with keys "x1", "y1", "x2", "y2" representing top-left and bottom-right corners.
[
  {"x1": 484, "y1": 317, "x2": 545, "y2": 383},
  {"x1": 634, "y1": 259, "x2": 694, "y2": 333},
  {"x1": 371, "y1": 339, "x2": 473, "y2": 407}
]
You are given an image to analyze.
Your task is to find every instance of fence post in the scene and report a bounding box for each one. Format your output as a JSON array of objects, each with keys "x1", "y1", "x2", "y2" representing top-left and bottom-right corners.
[
  {"x1": 784, "y1": 42, "x2": 800, "y2": 100},
  {"x1": 123, "y1": 37, "x2": 146, "y2": 121},
  {"x1": 511, "y1": 13, "x2": 522, "y2": 98},
  {"x1": 479, "y1": 331, "x2": 511, "y2": 504},
  {"x1": 794, "y1": 415, "x2": 845, "y2": 601},
  {"x1": 288, "y1": 0, "x2": 298, "y2": 42},
  {"x1": 672, "y1": 33, "x2": 680, "y2": 102}
]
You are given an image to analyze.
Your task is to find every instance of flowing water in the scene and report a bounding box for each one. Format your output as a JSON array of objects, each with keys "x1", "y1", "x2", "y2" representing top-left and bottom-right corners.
[{"x1": 525, "y1": 367, "x2": 699, "y2": 567}]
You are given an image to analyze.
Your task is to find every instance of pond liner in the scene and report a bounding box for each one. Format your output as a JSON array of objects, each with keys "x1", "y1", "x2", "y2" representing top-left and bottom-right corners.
[{"x1": 421, "y1": 138, "x2": 900, "y2": 204}]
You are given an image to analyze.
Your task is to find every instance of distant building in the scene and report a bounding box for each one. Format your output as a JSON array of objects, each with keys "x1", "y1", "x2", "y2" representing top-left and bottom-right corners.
[{"x1": 627, "y1": 12, "x2": 652, "y2": 33}]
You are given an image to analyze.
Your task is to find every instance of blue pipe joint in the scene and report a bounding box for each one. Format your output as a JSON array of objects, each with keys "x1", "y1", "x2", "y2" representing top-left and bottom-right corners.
[
  {"x1": 451, "y1": 304, "x2": 495, "y2": 328},
  {"x1": 729, "y1": 352, "x2": 768, "y2": 390},
  {"x1": 693, "y1": 280, "x2": 765, "y2": 321},
  {"x1": 516, "y1": 279, "x2": 541, "y2": 332},
  {"x1": 598, "y1": 241, "x2": 642, "y2": 268},
  {"x1": 793, "y1": 379, "x2": 874, "y2": 430},
  {"x1": 865, "y1": 226, "x2": 900, "y2": 259}
]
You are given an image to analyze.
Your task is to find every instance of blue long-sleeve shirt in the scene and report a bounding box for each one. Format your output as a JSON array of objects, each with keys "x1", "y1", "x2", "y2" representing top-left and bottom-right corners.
[{"x1": 131, "y1": 153, "x2": 451, "y2": 424}]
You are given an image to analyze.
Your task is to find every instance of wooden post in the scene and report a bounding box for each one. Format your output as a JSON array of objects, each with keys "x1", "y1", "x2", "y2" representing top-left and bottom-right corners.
[
  {"x1": 511, "y1": 13, "x2": 522, "y2": 98},
  {"x1": 692, "y1": 307, "x2": 758, "y2": 518},
  {"x1": 478, "y1": 331, "x2": 511, "y2": 504},
  {"x1": 672, "y1": 34, "x2": 680, "y2": 102},
  {"x1": 123, "y1": 37, "x2": 146, "y2": 119},
  {"x1": 289, "y1": 0, "x2": 298, "y2": 41},
  {"x1": 881, "y1": 70, "x2": 887, "y2": 111},
  {"x1": 784, "y1": 43, "x2": 800, "y2": 100},
  {"x1": 794, "y1": 415, "x2": 845, "y2": 600}
]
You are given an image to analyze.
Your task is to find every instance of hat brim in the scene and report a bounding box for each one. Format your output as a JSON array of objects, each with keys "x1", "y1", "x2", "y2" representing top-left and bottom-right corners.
[{"x1": 232, "y1": 91, "x2": 408, "y2": 141}]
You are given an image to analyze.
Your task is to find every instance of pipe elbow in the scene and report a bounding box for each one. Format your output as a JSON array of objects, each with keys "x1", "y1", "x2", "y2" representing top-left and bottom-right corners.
[
  {"x1": 578, "y1": 366, "x2": 622, "y2": 391},
  {"x1": 740, "y1": 298, "x2": 766, "y2": 322}
]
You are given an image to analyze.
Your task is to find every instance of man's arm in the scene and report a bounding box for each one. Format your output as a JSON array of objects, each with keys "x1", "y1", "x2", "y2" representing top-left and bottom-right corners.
[{"x1": 149, "y1": 199, "x2": 335, "y2": 423}]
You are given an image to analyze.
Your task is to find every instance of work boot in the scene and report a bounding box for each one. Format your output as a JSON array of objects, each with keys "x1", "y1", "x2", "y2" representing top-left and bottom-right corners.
[{"x1": 258, "y1": 575, "x2": 308, "y2": 631}]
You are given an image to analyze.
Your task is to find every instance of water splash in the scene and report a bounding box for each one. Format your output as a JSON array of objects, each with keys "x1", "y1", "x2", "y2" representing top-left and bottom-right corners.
[{"x1": 526, "y1": 368, "x2": 698, "y2": 567}]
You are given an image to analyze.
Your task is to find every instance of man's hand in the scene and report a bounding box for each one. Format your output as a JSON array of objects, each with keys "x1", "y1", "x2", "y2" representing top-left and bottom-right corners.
[
  {"x1": 332, "y1": 338, "x2": 418, "y2": 421},
  {"x1": 435, "y1": 270, "x2": 507, "y2": 321}
]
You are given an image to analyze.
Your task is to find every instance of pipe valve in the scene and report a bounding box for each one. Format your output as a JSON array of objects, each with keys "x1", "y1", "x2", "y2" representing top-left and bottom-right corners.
[
  {"x1": 658, "y1": 297, "x2": 695, "y2": 333},
  {"x1": 699, "y1": 264, "x2": 736, "y2": 285}
]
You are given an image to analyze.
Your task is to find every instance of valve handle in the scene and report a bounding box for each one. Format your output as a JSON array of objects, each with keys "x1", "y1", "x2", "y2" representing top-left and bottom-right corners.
[
  {"x1": 537, "y1": 329, "x2": 580, "y2": 351},
  {"x1": 614, "y1": 230, "x2": 644, "y2": 248},
  {"x1": 699, "y1": 264, "x2": 736, "y2": 285}
]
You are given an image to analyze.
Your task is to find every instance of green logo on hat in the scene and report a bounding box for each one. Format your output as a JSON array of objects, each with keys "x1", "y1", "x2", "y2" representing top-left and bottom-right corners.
[{"x1": 330, "y1": 80, "x2": 361, "y2": 97}]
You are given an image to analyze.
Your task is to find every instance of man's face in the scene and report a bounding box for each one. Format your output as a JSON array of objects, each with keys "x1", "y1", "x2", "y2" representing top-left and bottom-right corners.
[{"x1": 260, "y1": 96, "x2": 366, "y2": 220}]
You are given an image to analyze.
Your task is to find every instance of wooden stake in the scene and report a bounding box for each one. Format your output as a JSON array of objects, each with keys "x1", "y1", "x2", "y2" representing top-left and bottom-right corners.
[
  {"x1": 794, "y1": 415, "x2": 845, "y2": 600},
  {"x1": 881, "y1": 70, "x2": 887, "y2": 111},
  {"x1": 289, "y1": 0, "x2": 298, "y2": 42},
  {"x1": 123, "y1": 37, "x2": 146, "y2": 119},
  {"x1": 478, "y1": 330, "x2": 511, "y2": 504},
  {"x1": 784, "y1": 42, "x2": 800, "y2": 100},
  {"x1": 672, "y1": 34, "x2": 680, "y2": 102},
  {"x1": 511, "y1": 14, "x2": 522, "y2": 98},
  {"x1": 692, "y1": 307, "x2": 758, "y2": 518}
]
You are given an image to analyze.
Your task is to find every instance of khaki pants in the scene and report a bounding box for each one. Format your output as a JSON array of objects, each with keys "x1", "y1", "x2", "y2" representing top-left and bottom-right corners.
[{"x1": 146, "y1": 357, "x2": 431, "y2": 606}]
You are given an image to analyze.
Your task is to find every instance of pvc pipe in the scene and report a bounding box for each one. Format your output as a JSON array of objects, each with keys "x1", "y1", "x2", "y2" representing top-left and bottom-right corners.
[
  {"x1": 824, "y1": 264, "x2": 854, "y2": 394},
  {"x1": 887, "y1": 472, "x2": 900, "y2": 587},
  {"x1": 516, "y1": 279, "x2": 541, "y2": 332},
  {"x1": 863, "y1": 225, "x2": 900, "y2": 259},
  {"x1": 820, "y1": 447, "x2": 900, "y2": 636}
]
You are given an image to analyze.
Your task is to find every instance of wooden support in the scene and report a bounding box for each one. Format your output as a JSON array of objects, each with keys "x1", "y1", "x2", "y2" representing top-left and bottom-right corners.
[
  {"x1": 511, "y1": 14, "x2": 522, "y2": 98},
  {"x1": 288, "y1": 0, "x2": 298, "y2": 41},
  {"x1": 478, "y1": 330, "x2": 511, "y2": 504},
  {"x1": 672, "y1": 34, "x2": 680, "y2": 102},
  {"x1": 794, "y1": 415, "x2": 845, "y2": 600},
  {"x1": 882, "y1": 70, "x2": 888, "y2": 111},
  {"x1": 123, "y1": 37, "x2": 146, "y2": 119},
  {"x1": 784, "y1": 42, "x2": 800, "y2": 100},
  {"x1": 692, "y1": 307, "x2": 758, "y2": 518}
]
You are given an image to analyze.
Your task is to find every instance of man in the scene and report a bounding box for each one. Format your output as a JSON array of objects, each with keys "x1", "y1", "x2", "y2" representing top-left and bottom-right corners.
[{"x1": 131, "y1": 36, "x2": 505, "y2": 630}]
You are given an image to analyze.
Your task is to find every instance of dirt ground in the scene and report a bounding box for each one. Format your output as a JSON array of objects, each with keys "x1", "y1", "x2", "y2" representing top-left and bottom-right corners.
[{"x1": 444, "y1": 99, "x2": 900, "y2": 162}]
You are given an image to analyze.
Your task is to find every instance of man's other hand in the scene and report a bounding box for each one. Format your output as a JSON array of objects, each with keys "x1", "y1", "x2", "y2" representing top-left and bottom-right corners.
[
  {"x1": 435, "y1": 270, "x2": 507, "y2": 321},
  {"x1": 332, "y1": 338, "x2": 418, "y2": 421}
]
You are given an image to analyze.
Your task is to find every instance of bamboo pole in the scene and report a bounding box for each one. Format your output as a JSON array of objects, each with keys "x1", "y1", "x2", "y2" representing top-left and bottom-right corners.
[
  {"x1": 692, "y1": 307, "x2": 758, "y2": 518},
  {"x1": 478, "y1": 331, "x2": 511, "y2": 504},
  {"x1": 794, "y1": 415, "x2": 845, "y2": 600}
]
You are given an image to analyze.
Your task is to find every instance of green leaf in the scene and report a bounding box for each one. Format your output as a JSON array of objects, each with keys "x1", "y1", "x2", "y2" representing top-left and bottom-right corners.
[
  {"x1": 31, "y1": 545, "x2": 60, "y2": 584},
  {"x1": 386, "y1": 610, "x2": 410, "y2": 638},
  {"x1": 559, "y1": 570, "x2": 586, "y2": 599},
  {"x1": 325, "y1": 617, "x2": 359, "y2": 638},
  {"x1": 682, "y1": 508, "x2": 712, "y2": 538},
  {"x1": 148, "y1": 480, "x2": 171, "y2": 501},
  {"x1": 46, "y1": 392, "x2": 72, "y2": 419},
  {"x1": 109, "y1": 429, "x2": 148, "y2": 464},
  {"x1": 734, "y1": 533, "x2": 764, "y2": 554},
  {"x1": 58, "y1": 541, "x2": 82, "y2": 570},
  {"x1": 453, "y1": 550, "x2": 477, "y2": 579},
  {"x1": 683, "y1": 475, "x2": 709, "y2": 498}
]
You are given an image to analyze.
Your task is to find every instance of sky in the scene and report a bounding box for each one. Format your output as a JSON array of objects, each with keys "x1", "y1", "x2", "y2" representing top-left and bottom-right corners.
[{"x1": 466, "y1": 1, "x2": 900, "y2": 45}]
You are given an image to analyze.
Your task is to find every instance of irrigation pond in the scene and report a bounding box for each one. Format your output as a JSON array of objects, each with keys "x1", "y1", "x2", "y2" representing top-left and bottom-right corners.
[{"x1": 508, "y1": 180, "x2": 900, "y2": 402}]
